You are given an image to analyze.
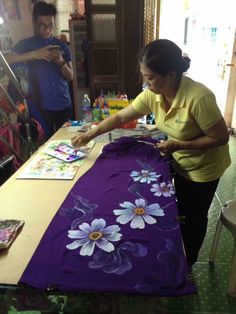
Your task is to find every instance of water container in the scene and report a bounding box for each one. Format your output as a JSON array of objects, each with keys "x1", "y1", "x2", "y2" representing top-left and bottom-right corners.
[{"x1": 82, "y1": 94, "x2": 92, "y2": 124}]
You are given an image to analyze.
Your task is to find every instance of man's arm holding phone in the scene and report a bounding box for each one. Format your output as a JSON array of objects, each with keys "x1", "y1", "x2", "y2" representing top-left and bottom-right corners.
[
  {"x1": 6, "y1": 44, "x2": 73, "y2": 81},
  {"x1": 5, "y1": 45, "x2": 57, "y2": 64},
  {"x1": 49, "y1": 46, "x2": 73, "y2": 81}
]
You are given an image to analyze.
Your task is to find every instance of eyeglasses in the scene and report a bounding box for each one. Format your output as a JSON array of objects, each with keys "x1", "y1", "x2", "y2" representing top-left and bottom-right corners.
[{"x1": 36, "y1": 22, "x2": 54, "y2": 30}]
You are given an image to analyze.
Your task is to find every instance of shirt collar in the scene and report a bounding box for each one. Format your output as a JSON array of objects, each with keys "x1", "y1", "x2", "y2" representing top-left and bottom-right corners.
[{"x1": 155, "y1": 94, "x2": 162, "y2": 103}]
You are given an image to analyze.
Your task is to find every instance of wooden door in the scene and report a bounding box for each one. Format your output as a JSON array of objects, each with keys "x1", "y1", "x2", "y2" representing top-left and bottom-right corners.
[{"x1": 86, "y1": 0, "x2": 144, "y2": 102}]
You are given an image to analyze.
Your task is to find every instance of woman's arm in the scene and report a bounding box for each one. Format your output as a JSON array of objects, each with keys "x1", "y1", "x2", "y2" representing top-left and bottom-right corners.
[
  {"x1": 156, "y1": 117, "x2": 229, "y2": 155},
  {"x1": 71, "y1": 105, "x2": 143, "y2": 147}
]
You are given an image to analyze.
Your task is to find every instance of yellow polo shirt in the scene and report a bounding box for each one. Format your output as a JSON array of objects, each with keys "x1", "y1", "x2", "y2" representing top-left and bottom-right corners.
[{"x1": 132, "y1": 76, "x2": 231, "y2": 182}]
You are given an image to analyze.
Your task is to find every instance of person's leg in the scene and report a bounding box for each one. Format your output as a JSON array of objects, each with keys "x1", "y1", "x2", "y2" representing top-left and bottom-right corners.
[
  {"x1": 53, "y1": 106, "x2": 72, "y2": 131},
  {"x1": 42, "y1": 107, "x2": 72, "y2": 138},
  {"x1": 174, "y1": 173, "x2": 219, "y2": 266},
  {"x1": 41, "y1": 111, "x2": 55, "y2": 139}
]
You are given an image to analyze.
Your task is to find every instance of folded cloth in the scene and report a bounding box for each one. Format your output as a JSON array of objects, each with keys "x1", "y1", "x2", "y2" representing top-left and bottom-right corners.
[{"x1": 0, "y1": 219, "x2": 24, "y2": 249}]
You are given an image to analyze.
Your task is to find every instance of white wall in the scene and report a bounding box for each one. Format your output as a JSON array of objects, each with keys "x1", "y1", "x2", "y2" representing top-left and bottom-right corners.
[
  {"x1": 7, "y1": 0, "x2": 33, "y2": 46},
  {"x1": 159, "y1": 0, "x2": 185, "y2": 48},
  {"x1": 159, "y1": 0, "x2": 236, "y2": 126}
]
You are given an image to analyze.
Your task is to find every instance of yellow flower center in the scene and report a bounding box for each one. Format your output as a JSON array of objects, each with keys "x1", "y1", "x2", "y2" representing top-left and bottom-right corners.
[
  {"x1": 89, "y1": 231, "x2": 103, "y2": 241},
  {"x1": 135, "y1": 207, "x2": 145, "y2": 215}
]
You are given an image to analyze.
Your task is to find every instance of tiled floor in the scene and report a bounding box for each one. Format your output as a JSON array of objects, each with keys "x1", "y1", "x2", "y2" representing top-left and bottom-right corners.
[
  {"x1": 1, "y1": 135, "x2": 236, "y2": 313},
  {"x1": 162, "y1": 135, "x2": 236, "y2": 314}
]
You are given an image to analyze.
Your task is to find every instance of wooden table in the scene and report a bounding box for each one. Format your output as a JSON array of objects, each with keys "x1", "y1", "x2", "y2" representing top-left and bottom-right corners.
[{"x1": 0, "y1": 128, "x2": 104, "y2": 285}]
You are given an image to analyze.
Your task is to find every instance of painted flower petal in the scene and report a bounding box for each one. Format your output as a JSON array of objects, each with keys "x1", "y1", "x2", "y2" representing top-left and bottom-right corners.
[
  {"x1": 119, "y1": 201, "x2": 136, "y2": 209},
  {"x1": 163, "y1": 191, "x2": 171, "y2": 197},
  {"x1": 103, "y1": 225, "x2": 120, "y2": 234},
  {"x1": 142, "y1": 214, "x2": 157, "y2": 224},
  {"x1": 68, "y1": 230, "x2": 88, "y2": 239},
  {"x1": 104, "y1": 231, "x2": 122, "y2": 241},
  {"x1": 130, "y1": 215, "x2": 145, "y2": 229},
  {"x1": 140, "y1": 177, "x2": 147, "y2": 183},
  {"x1": 130, "y1": 171, "x2": 139, "y2": 176},
  {"x1": 91, "y1": 218, "x2": 106, "y2": 231},
  {"x1": 113, "y1": 208, "x2": 134, "y2": 215},
  {"x1": 80, "y1": 240, "x2": 96, "y2": 256},
  {"x1": 148, "y1": 209, "x2": 165, "y2": 216},
  {"x1": 149, "y1": 171, "x2": 159, "y2": 176},
  {"x1": 146, "y1": 203, "x2": 161, "y2": 211},
  {"x1": 135, "y1": 198, "x2": 146, "y2": 208},
  {"x1": 151, "y1": 183, "x2": 158, "y2": 189},
  {"x1": 133, "y1": 176, "x2": 141, "y2": 182},
  {"x1": 66, "y1": 238, "x2": 88, "y2": 250},
  {"x1": 96, "y1": 238, "x2": 115, "y2": 252},
  {"x1": 79, "y1": 222, "x2": 92, "y2": 233},
  {"x1": 116, "y1": 212, "x2": 136, "y2": 224},
  {"x1": 148, "y1": 177, "x2": 158, "y2": 182}
]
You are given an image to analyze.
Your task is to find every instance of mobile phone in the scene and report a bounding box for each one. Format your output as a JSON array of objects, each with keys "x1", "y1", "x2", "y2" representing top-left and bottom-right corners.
[{"x1": 48, "y1": 45, "x2": 60, "y2": 51}]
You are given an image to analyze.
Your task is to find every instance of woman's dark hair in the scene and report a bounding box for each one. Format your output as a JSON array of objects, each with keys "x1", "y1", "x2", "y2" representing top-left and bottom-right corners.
[
  {"x1": 33, "y1": 1, "x2": 57, "y2": 21},
  {"x1": 138, "y1": 39, "x2": 190, "y2": 77}
]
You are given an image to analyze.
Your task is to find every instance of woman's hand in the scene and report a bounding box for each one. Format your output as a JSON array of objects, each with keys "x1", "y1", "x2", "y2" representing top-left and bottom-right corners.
[
  {"x1": 156, "y1": 118, "x2": 229, "y2": 156},
  {"x1": 156, "y1": 140, "x2": 180, "y2": 156},
  {"x1": 71, "y1": 132, "x2": 91, "y2": 148}
]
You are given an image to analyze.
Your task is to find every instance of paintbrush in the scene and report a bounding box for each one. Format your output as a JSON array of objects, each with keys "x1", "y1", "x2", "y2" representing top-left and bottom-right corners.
[{"x1": 137, "y1": 140, "x2": 157, "y2": 146}]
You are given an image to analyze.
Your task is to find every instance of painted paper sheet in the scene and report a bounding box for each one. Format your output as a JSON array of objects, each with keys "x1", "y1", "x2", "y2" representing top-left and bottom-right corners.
[{"x1": 17, "y1": 140, "x2": 94, "y2": 180}]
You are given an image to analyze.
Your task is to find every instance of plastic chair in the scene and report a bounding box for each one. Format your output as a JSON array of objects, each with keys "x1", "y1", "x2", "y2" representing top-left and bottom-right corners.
[{"x1": 209, "y1": 199, "x2": 236, "y2": 297}]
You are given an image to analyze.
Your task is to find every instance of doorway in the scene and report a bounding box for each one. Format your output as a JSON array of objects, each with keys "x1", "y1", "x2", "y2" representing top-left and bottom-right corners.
[{"x1": 159, "y1": 0, "x2": 236, "y2": 125}]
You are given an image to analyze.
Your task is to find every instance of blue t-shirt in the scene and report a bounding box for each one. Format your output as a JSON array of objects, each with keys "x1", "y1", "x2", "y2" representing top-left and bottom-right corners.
[{"x1": 13, "y1": 35, "x2": 72, "y2": 111}]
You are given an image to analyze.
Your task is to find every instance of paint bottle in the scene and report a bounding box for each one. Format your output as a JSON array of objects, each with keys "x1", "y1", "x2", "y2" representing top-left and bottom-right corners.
[{"x1": 82, "y1": 94, "x2": 92, "y2": 125}]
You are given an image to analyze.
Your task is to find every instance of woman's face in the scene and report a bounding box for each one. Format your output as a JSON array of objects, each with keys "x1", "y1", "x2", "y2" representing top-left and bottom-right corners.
[{"x1": 140, "y1": 62, "x2": 169, "y2": 94}]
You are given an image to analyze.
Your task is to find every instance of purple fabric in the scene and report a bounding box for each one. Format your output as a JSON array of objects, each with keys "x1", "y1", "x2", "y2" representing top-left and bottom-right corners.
[{"x1": 19, "y1": 137, "x2": 197, "y2": 296}]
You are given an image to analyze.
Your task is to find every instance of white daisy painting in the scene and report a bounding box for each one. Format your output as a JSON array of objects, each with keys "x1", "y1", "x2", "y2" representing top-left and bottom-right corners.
[
  {"x1": 66, "y1": 218, "x2": 122, "y2": 256},
  {"x1": 130, "y1": 170, "x2": 161, "y2": 184},
  {"x1": 113, "y1": 198, "x2": 165, "y2": 229},
  {"x1": 151, "y1": 182, "x2": 175, "y2": 197}
]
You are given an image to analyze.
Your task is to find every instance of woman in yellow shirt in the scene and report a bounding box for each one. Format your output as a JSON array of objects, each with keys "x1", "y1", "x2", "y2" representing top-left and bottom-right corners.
[{"x1": 72, "y1": 39, "x2": 230, "y2": 266}]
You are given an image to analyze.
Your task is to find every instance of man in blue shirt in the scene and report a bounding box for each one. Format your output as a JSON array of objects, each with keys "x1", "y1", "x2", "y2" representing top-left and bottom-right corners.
[{"x1": 6, "y1": 1, "x2": 74, "y2": 138}]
